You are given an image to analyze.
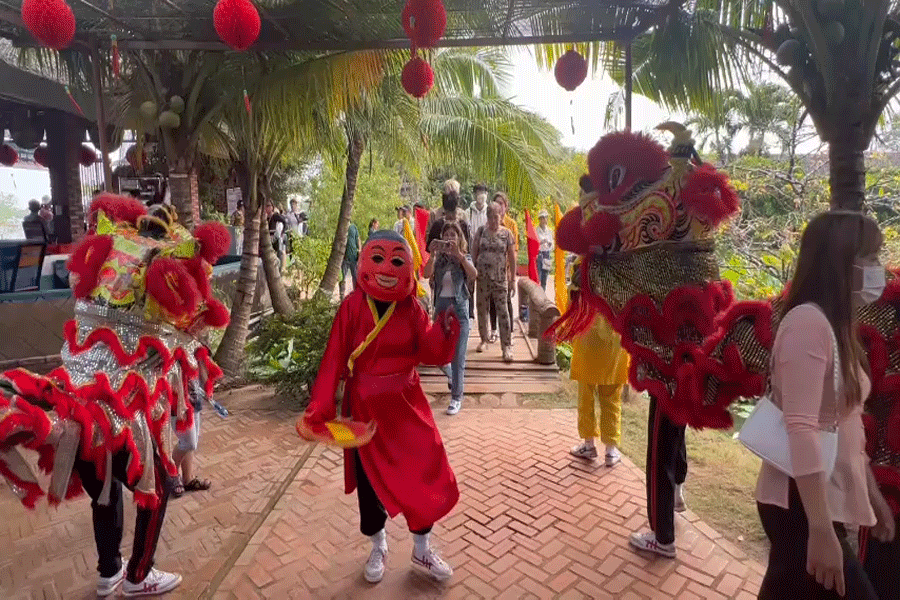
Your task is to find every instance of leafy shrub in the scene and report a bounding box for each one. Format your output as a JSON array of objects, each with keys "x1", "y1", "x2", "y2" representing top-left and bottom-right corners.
[
  {"x1": 286, "y1": 235, "x2": 331, "y2": 299},
  {"x1": 246, "y1": 295, "x2": 338, "y2": 407},
  {"x1": 556, "y1": 342, "x2": 573, "y2": 371}
]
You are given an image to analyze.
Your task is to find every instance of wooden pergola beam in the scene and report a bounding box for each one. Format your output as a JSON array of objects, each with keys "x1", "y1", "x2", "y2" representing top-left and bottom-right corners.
[
  {"x1": 110, "y1": 28, "x2": 643, "y2": 52},
  {"x1": 69, "y1": 0, "x2": 157, "y2": 40}
]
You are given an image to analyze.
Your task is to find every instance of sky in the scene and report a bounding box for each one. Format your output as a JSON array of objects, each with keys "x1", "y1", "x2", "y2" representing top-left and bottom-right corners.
[{"x1": 0, "y1": 47, "x2": 679, "y2": 230}]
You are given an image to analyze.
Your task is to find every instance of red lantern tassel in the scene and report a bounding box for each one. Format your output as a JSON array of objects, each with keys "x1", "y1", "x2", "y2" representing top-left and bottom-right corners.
[
  {"x1": 243, "y1": 89, "x2": 251, "y2": 115},
  {"x1": 64, "y1": 86, "x2": 84, "y2": 116},
  {"x1": 111, "y1": 35, "x2": 119, "y2": 78}
]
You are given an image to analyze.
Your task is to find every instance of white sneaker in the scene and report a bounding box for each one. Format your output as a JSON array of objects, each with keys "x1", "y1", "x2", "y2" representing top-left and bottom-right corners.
[
  {"x1": 446, "y1": 398, "x2": 461, "y2": 415},
  {"x1": 97, "y1": 565, "x2": 124, "y2": 597},
  {"x1": 674, "y1": 484, "x2": 687, "y2": 513},
  {"x1": 629, "y1": 531, "x2": 676, "y2": 558},
  {"x1": 570, "y1": 441, "x2": 598, "y2": 460},
  {"x1": 476, "y1": 341, "x2": 486, "y2": 353},
  {"x1": 605, "y1": 447, "x2": 621, "y2": 467},
  {"x1": 411, "y1": 546, "x2": 453, "y2": 581},
  {"x1": 123, "y1": 568, "x2": 182, "y2": 597},
  {"x1": 502, "y1": 347, "x2": 514, "y2": 363},
  {"x1": 364, "y1": 546, "x2": 387, "y2": 583}
]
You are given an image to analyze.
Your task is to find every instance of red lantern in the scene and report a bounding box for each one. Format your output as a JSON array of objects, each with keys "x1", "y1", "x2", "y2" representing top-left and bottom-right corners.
[
  {"x1": 21, "y1": 0, "x2": 76, "y2": 50},
  {"x1": 79, "y1": 145, "x2": 98, "y2": 167},
  {"x1": 33, "y1": 145, "x2": 48, "y2": 167},
  {"x1": 0, "y1": 145, "x2": 19, "y2": 167},
  {"x1": 554, "y1": 50, "x2": 588, "y2": 92},
  {"x1": 213, "y1": 0, "x2": 261, "y2": 51},
  {"x1": 402, "y1": 56, "x2": 434, "y2": 98},
  {"x1": 401, "y1": 0, "x2": 446, "y2": 49}
]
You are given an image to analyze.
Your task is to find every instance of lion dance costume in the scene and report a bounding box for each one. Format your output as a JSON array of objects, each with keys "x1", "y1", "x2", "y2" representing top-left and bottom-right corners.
[
  {"x1": 549, "y1": 123, "x2": 743, "y2": 554},
  {"x1": 299, "y1": 229, "x2": 460, "y2": 583},
  {"x1": 0, "y1": 193, "x2": 230, "y2": 590}
]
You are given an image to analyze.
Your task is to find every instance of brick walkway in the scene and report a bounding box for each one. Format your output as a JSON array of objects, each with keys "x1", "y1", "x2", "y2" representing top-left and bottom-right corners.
[{"x1": 1, "y1": 388, "x2": 764, "y2": 599}]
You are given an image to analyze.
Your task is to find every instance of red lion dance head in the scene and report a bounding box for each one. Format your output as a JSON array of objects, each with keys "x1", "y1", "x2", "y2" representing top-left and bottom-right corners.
[{"x1": 550, "y1": 123, "x2": 742, "y2": 429}]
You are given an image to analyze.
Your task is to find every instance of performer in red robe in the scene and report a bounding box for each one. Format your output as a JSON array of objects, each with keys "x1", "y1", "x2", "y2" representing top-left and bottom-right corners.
[{"x1": 301, "y1": 230, "x2": 460, "y2": 584}]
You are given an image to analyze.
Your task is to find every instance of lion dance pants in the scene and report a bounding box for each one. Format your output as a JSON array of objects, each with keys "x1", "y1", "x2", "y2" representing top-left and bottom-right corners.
[{"x1": 646, "y1": 396, "x2": 688, "y2": 546}]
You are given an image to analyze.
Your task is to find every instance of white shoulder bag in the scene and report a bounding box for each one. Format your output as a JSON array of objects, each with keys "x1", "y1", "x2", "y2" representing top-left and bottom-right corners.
[{"x1": 738, "y1": 311, "x2": 840, "y2": 478}]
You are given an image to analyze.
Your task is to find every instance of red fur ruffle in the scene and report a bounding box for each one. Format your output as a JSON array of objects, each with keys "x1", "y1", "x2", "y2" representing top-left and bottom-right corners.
[
  {"x1": 88, "y1": 194, "x2": 147, "y2": 227},
  {"x1": 194, "y1": 222, "x2": 231, "y2": 264},
  {"x1": 67, "y1": 235, "x2": 114, "y2": 299},
  {"x1": 681, "y1": 163, "x2": 740, "y2": 226},
  {"x1": 145, "y1": 257, "x2": 201, "y2": 318}
]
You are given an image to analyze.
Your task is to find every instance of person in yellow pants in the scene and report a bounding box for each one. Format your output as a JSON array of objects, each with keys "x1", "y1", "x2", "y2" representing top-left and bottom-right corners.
[{"x1": 569, "y1": 313, "x2": 630, "y2": 467}]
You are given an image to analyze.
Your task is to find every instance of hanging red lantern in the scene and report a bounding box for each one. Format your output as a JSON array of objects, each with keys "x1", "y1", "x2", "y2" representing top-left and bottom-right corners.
[
  {"x1": 79, "y1": 145, "x2": 98, "y2": 167},
  {"x1": 21, "y1": 0, "x2": 76, "y2": 50},
  {"x1": 402, "y1": 55, "x2": 434, "y2": 98},
  {"x1": 0, "y1": 145, "x2": 19, "y2": 167},
  {"x1": 401, "y1": 0, "x2": 446, "y2": 49},
  {"x1": 33, "y1": 145, "x2": 49, "y2": 167},
  {"x1": 554, "y1": 49, "x2": 588, "y2": 92},
  {"x1": 213, "y1": 0, "x2": 261, "y2": 51}
]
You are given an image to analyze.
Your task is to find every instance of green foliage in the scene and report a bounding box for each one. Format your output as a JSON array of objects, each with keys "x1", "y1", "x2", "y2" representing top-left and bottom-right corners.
[
  {"x1": 556, "y1": 342, "x2": 573, "y2": 371},
  {"x1": 246, "y1": 295, "x2": 338, "y2": 405},
  {"x1": 0, "y1": 192, "x2": 24, "y2": 239},
  {"x1": 302, "y1": 155, "x2": 403, "y2": 240},
  {"x1": 286, "y1": 235, "x2": 332, "y2": 299}
]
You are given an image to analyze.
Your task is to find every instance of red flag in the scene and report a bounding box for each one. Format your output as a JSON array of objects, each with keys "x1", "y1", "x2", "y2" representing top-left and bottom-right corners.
[
  {"x1": 525, "y1": 209, "x2": 539, "y2": 283},
  {"x1": 414, "y1": 205, "x2": 430, "y2": 274}
]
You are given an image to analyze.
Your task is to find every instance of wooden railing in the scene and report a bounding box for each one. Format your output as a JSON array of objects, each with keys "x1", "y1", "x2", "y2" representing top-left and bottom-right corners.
[{"x1": 517, "y1": 278, "x2": 560, "y2": 365}]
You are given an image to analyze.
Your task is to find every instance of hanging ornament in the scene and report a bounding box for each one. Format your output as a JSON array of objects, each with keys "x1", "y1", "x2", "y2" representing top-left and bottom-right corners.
[
  {"x1": 21, "y1": 0, "x2": 76, "y2": 50},
  {"x1": 111, "y1": 35, "x2": 120, "y2": 78},
  {"x1": 79, "y1": 145, "x2": 98, "y2": 167},
  {"x1": 244, "y1": 89, "x2": 251, "y2": 115},
  {"x1": 401, "y1": 0, "x2": 446, "y2": 49},
  {"x1": 0, "y1": 145, "x2": 19, "y2": 167},
  {"x1": 554, "y1": 49, "x2": 588, "y2": 92},
  {"x1": 213, "y1": 0, "x2": 261, "y2": 51},
  {"x1": 402, "y1": 54, "x2": 434, "y2": 98},
  {"x1": 64, "y1": 86, "x2": 84, "y2": 116},
  {"x1": 33, "y1": 146, "x2": 49, "y2": 168}
]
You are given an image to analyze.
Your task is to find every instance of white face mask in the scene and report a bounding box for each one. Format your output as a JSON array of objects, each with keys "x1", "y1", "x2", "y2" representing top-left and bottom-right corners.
[{"x1": 854, "y1": 265, "x2": 885, "y2": 304}]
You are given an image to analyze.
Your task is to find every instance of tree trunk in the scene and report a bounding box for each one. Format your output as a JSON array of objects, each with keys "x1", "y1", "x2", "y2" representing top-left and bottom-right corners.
[
  {"x1": 214, "y1": 170, "x2": 261, "y2": 375},
  {"x1": 318, "y1": 129, "x2": 366, "y2": 296},
  {"x1": 258, "y1": 177, "x2": 295, "y2": 315},
  {"x1": 828, "y1": 142, "x2": 867, "y2": 211},
  {"x1": 168, "y1": 169, "x2": 199, "y2": 230}
]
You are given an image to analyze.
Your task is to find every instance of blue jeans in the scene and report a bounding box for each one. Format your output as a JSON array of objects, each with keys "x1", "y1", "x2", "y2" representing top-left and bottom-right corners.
[
  {"x1": 536, "y1": 251, "x2": 551, "y2": 290},
  {"x1": 434, "y1": 296, "x2": 469, "y2": 401}
]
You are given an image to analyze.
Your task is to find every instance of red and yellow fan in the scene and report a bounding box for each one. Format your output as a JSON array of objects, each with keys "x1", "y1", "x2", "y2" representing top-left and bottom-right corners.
[{"x1": 296, "y1": 417, "x2": 376, "y2": 448}]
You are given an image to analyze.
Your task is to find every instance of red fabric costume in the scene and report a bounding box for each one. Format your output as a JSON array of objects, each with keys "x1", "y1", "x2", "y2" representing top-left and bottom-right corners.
[{"x1": 302, "y1": 230, "x2": 460, "y2": 531}]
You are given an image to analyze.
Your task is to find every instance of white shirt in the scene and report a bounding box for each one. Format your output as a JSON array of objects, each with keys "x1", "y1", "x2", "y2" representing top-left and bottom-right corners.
[
  {"x1": 393, "y1": 218, "x2": 414, "y2": 235},
  {"x1": 468, "y1": 203, "x2": 488, "y2": 237},
  {"x1": 440, "y1": 271, "x2": 455, "y2": 297},
  {"x1": 537, "y1": 225, "x2": 554, "y2": 253}
]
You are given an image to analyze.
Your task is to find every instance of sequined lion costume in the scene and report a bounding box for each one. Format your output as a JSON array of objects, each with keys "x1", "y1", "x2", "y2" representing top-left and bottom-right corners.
[
  {"x1": 549, "y1": 123, "x2": 746, "y2": 430},
  {"x1": 0, "y1": 193, "x2": 230, "y2": 509}
]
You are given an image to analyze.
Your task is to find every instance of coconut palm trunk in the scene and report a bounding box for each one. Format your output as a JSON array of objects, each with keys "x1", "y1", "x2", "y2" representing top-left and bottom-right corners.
[
  {"x1": 318, "y1": 128, "x2": 366, "y2": 296},
  {"x1": 828, "y1": 140, "x2": 868, "y2": 211},
  {"x1": 258, "y1": 175, "x2": 295, "y2": 314},
  {"x1": 214, "y1": 168, "x2": 261, "y2": 374}
]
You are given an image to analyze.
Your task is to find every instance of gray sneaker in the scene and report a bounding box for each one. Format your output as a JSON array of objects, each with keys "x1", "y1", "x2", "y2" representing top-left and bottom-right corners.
[
  {"x1": 364, "y1": 546, "x2": 387, "y2": 583},
  {"x1": 570, "y1": 442, "x2": 598, "y2": 460},
  {"x1": 446, "y1": 398, "x2": 462, "y2": 415}
]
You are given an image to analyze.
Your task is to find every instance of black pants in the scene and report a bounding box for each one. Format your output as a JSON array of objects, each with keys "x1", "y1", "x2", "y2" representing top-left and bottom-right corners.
[
  {"x1": 758, "y1": 481, "x2": 877, "y2": 599},
  {"x1": 859, "y1": 521, "x2": 900, "y2": 600},
  {"x1": 73, "y1": 450, "x2": 171, "y2": 583},
  {"x1": 355, "y1": 452, "x2": 431, "y2": 537},
  {"x1": 646, "y1": 395, "x2": 688, "y2": 545}
]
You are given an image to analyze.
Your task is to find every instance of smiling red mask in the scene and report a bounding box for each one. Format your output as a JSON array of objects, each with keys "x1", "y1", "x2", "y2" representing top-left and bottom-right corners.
[{"x1": 357, "y1": 231, "x2": 415, "y2": 302}]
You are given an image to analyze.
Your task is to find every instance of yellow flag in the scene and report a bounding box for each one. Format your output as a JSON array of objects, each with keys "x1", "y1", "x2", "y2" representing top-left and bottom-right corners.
[
  {"x1": 402, "y1": 218, "x2": 427, "y2": 298},
  {"x1": 554, "y1": 203, "x2": 568, "y2": 313}
]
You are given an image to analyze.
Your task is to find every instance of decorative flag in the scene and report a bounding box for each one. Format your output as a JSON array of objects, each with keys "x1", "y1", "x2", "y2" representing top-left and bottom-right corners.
[
  {"x1": 414, "y1": 205, "x2": 430, "y2": 273},
  {"x1": 554, "y1": 203, "x2": 568, "y2": 313},
  {"x1": 525, "y1": 209, "x2": 539, "y2": 284},
  {"x1": 402, "y1": 218, "x2": 427, "y2": 298}
]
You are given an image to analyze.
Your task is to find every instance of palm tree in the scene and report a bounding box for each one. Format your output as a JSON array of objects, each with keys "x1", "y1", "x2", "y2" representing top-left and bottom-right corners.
[
  {"x1": 537, "y1": 2, "x2": 900, "y2": 210},
  {"x1": 315, "y1": 47, "x2": 565, "y2": 296}
]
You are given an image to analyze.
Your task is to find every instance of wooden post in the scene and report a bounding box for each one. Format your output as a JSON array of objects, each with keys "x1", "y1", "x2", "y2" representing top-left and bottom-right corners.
[
  {"x1": 624, "y1": 41, "x2": 633, "y2": 132},
  {"x1": 517, "y1": 278, "x2": 561, "y2": 365},
  {"x1": 90, "y1": 44, "x2": 113, "y2": 191}
]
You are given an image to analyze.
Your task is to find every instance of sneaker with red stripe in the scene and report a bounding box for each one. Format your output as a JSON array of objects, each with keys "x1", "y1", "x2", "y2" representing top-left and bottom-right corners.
[
  {"x1": 629, "y1": 531, "x2": 676, "y2": 558},
  {"x1": 411, "y1": 547, "x2": 453, "y2": 581},
  {"x1": 123, "y1": 568, "x2": 182, "y2": 597}
]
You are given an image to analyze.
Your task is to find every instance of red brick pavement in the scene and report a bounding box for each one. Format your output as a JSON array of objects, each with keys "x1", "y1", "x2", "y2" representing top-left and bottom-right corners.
[{"x1": 1, "y1": 392, "x2": 764, "y2": 599}]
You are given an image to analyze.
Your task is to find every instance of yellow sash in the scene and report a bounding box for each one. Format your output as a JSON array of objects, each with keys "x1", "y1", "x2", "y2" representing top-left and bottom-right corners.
[{"x1": 346, "y1": 296, "x2": 396, "y2": 376}]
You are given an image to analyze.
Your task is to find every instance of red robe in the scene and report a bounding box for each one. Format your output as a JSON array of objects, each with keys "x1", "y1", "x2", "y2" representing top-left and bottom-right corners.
[{"x1": 304, "y1": 289, "x2": 460, "y2": 530}]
